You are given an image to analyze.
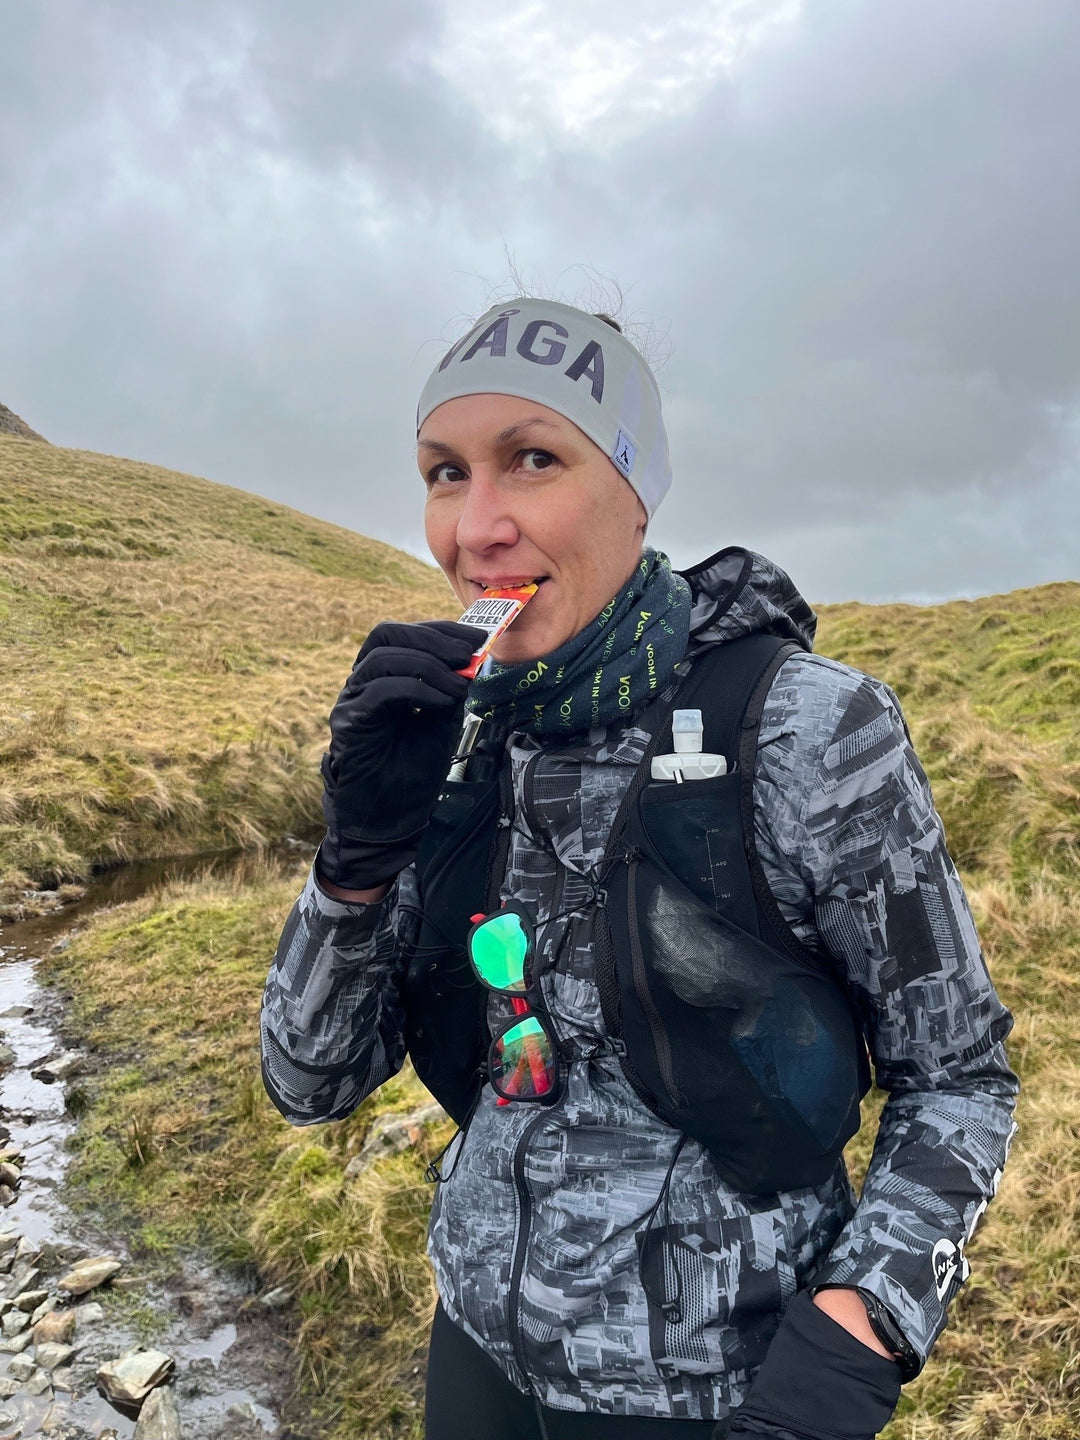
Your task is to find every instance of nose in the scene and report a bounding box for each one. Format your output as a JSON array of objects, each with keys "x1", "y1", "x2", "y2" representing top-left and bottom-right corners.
[{"x1": 454, "y1": 469, "x2": 520, "y2": 555}]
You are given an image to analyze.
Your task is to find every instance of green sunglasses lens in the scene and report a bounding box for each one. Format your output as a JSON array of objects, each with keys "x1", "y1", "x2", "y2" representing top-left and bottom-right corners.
[
  {"x1": 491, "y1": 1017, "x2": 555, "y2": 1099},
  {"x1": 470, "y1": 912, "x2": 529, "y2": 993}
]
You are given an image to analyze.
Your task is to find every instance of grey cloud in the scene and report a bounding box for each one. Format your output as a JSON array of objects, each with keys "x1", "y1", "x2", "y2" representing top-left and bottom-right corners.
[{"x1": 1, "y1": 0, "x2": 1077, "y2": 601}]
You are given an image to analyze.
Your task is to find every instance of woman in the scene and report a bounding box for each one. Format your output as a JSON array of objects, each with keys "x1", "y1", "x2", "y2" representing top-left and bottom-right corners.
[{"x1": 261, "y1": 299, "x2": 1018, "y2": 1439}]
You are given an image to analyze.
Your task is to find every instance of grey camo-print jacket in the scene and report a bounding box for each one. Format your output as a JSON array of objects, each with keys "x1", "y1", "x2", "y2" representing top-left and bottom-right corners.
[{"x1": 260, "y1": 549, "x2": 1018, "y2": 1424}]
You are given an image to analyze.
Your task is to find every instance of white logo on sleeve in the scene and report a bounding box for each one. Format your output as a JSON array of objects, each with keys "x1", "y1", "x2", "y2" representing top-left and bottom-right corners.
[{"x1": 931, "y1": 1236, "x2": 972, "y2": 1300}]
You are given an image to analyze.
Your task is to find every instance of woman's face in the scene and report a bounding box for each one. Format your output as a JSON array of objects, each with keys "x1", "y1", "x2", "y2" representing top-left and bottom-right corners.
[{"x1": 420, "y1": 393, "x2": 648, "y2": 664}]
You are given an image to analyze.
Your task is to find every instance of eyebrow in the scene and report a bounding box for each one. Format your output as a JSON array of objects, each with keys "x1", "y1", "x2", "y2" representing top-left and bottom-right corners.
[{"x1": 417, "y1": 417, "x2": 559, "y2": 454}]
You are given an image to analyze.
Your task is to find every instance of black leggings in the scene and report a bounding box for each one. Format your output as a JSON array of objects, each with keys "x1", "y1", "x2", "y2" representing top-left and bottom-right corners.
[{"x1": 425, "y1": 1303, "x2": 718, "y2": 1440}]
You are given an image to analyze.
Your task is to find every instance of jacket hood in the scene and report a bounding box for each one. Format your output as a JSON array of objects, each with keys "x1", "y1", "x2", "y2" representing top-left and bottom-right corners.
[{"x1": 679, "y1": 547, "x2": 817, "y2": 651}]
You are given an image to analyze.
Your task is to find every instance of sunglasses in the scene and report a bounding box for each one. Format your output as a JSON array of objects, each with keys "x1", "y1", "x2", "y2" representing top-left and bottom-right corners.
[{"x1": 466, "y1": 905, "x2": 561, "y2": 1106}]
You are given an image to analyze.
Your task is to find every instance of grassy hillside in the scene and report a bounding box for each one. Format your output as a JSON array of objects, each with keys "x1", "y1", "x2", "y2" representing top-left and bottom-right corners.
[
  {"x1": 7, "y1": 432, "x2": 1077, "y2": 1437},
  {"x1": 0, "y1": 434, "x2": 455, "y2": 917}
]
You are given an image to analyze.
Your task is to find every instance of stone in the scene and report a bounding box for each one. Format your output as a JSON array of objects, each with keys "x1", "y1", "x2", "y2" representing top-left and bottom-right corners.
[
  {"x1": 1, "y1": 1310, "x2": 27, "y2": 1336},
  {"x1": 96, "y1": 1348, "x2": 174, "y2": 1405},
  {"x1": 0, "y1": 1166, "x2": 19, "y2": 1191},
  {"x1": 74, "y1": 1301, "x2": 105, "y2": 1326},
  {"x1": 0, "y1": 1046, "x2": 15, "y2": 1072},
  {"x1": 0, "y1": 1379, "x2": 14, "y2": 1399},
  {"x1": 31, "y1": 1298, "x2": 55, "y2": 1324},
  {"x1": 23, "y1": 1365, "x2": 52, "y2": 1395},
  {"x1": 0, "y1": 1409, "x2": 13, "y2": 1427},
  {"x1": 259, "y1": 1285, "x2": 291, "y2": 1310},
  {"x1": 345, "y1": 1100, "x2": 445, "y2": 1176},
  {"x1": 30, "y1": 1051, "x2": 83, "y2": 1084},
  {"x1": 51, "y1": 1367, "x2": 74, "y2": 1392},
  {"x1": 7, "y1": 1352, "x2": 34, "y2": 1380},
  {"x1": 3, "y1": 1263, "x2": 40, "y2": 1298},
  {"x1": 14, "y1": 1288, "x2": 49, "y2": 1311},
  {"x1": 0, "y1": 1328, "x2": 32, "y2": 1352},
  {"x1": 34, "y1": 1310, "x2": 76, "y2": 1345},
  {"x1": 0, "y1": 1188, "x2": 13, "y2": 1208},
  {"x1": 57, "y1": 1256, "x2": 121, "y2": 1295},
  {"x1": 14, "y1": 1237, "x2": 39, "y2": 1261},
  {"x1": 0, "y1": 1006, "x2": 33, "y2": 1019},
  {"x1": 40, "y1": 1400, "x2": 70, "y2": 1433},
  {"x1": 133, "y1": 1384, "x2": 181, "y2": 1440},
  {"x1": 35, "y1": 1342, "x2": 75, "y2": 1372}
]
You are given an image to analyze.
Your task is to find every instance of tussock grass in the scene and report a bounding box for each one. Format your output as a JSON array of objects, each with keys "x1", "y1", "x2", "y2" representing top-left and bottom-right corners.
[{"x1": 0, "y1": 434, "x2": 454, "y2": 916}]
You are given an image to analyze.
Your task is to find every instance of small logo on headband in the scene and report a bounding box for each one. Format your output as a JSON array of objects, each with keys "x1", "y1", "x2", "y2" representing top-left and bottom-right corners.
[{"x1": 612, "y1": 430, "x2": 637, "y2": 477}]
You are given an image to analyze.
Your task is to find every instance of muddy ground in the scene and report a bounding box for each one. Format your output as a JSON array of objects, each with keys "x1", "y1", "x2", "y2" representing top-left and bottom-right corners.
[{"x1": 0, "y1": 859, "x2": 314, "y2": 1440}]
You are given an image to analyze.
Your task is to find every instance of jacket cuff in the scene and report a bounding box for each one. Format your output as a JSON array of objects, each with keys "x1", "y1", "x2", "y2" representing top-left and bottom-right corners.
[{"x1": 307, "y1": 864, "x2": 397, "y2": 931}]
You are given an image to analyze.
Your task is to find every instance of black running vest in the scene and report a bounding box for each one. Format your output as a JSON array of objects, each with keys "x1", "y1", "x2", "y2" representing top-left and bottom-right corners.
[{"x1": 404, "y1": 634, "x2": 871, "y2": 1195}]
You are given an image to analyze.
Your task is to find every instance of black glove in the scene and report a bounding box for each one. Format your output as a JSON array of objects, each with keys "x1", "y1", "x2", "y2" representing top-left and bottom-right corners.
[
  {"x1": 315, "y1": 620, "x2": 485, "y2": 892},
  {"x1": 720, "y1": 1290, "x2": 903, "y2": 1440}
]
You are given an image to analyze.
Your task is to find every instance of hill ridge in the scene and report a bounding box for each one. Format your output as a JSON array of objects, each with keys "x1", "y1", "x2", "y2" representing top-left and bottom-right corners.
[{"x1": 0, "y1": 402, "x2": 48, "y2": 443}]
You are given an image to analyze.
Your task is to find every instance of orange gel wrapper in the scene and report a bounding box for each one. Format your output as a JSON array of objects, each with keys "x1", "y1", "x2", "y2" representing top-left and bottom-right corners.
[{"x1": 456, "y1": 583, "x2": 539, "y2": 679}]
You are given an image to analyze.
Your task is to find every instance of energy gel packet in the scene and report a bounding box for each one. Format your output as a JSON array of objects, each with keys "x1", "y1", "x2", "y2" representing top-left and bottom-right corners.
[{"x1": 456, "y1": 583, "x2": 539, "y2": 680}]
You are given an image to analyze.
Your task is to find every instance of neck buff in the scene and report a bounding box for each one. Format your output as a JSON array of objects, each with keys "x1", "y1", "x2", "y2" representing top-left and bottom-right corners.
[
  {"x1": 418, "y1": 298, "x2": 672, "y2": 517},
  {"x1": 466, "y1": 549, "x2": 692, "y2": 738}
]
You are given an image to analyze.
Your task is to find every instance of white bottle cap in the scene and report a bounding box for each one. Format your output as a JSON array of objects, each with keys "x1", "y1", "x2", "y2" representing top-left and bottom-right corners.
[{"x1": 671, "y1": 708, "x2": 703, "y2": 754}]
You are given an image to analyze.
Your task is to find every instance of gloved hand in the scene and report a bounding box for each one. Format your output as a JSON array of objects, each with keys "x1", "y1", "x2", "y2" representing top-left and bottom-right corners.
[
  {"x1": 315, "y1": 620, "x2": 485, "y2": 892},
  {"x1": 720, "y1": 1291, "x2": 903, "y2": 1440}
]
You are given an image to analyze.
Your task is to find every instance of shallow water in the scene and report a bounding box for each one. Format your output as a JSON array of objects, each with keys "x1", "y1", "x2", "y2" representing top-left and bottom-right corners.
[{"x1": 0, "y1": 847, "x2": 314, "y2": 1440}]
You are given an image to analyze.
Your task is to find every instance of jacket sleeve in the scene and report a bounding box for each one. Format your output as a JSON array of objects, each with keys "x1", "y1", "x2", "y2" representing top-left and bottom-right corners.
[
  {"x1": 259, "y1": 864, "x2": 419, "y2": 1124},
  {"x1": 753, "y1": 653, "x2": 1019, "y2": 1370}
]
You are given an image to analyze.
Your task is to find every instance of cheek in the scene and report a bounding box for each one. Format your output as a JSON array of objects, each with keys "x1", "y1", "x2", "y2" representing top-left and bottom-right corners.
[{"x1": 424, "y1": 499, "x2": 456, "y2": 572}]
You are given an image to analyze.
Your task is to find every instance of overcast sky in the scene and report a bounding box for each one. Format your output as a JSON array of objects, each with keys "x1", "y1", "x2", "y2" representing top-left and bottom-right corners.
[{"x1": 3, "y1": 0, "x2": 1079, "y2": 603}]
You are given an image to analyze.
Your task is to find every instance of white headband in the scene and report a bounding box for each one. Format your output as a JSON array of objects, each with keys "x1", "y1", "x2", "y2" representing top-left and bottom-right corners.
[{"x1": 417, "y1": 299, "x2": 672, "y2": 517}]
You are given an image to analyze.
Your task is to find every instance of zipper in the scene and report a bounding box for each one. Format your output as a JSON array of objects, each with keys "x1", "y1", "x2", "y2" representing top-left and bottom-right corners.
[
  {"x1": 507, "y1": 1109, "x2": 550, "y2": 1390},
  {"x1": 626, "y1": 854, "x2": 682, "y2": 1108}
]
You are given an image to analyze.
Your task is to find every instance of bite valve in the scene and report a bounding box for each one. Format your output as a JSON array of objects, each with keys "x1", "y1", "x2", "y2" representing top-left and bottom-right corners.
[{"x1": 650, "y1": 708, "x2": 728, "y2": 783}]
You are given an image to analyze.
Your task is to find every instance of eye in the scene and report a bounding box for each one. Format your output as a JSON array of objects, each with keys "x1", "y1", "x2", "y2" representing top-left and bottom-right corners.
[
  {"x1": 427, "y1": 461, "x2": 467, "y2": 486},
  {"x1": 518, "y1": 448, "x2": 557, "y2": 474}
]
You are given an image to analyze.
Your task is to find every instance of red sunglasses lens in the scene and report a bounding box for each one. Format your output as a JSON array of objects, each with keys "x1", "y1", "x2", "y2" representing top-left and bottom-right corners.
[{"x1": 491, "y1": 1017, "x2": 556, "y2": 1100}]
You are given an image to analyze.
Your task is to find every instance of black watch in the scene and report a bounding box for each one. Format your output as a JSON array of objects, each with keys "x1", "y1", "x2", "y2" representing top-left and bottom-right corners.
[{"x1": 814, "y1": 1285, "x2": 920, "y2": 1381}]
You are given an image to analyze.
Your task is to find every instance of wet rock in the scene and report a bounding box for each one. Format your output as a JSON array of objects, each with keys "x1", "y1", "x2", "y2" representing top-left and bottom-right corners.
[
  {"x1": 74, "y1": 1301, "x2": 105, "y2": 1326},
  {"x1": 0, "y1": 1328, "x2": 32, "y2": 1353},
  {"x1": 0, "y1": 1380, "x2": 13, "y2": 1400},
  {"x1": 228, "y1": 1401, "x2": 257, "y2": 1422},
  {"x1": 3, "y1": 1263, "x2": 40, "y2": 1298},
  {"x1": 35, "y1": 1342, "x2": 75, "y2": 1372},
  {"x1": 30, "y1": 1051, "x2": 83, "y2": 1083},
  {"x1": 14, "y1": 1288, "x2": 49, "y2": 1311},
  {"x1": 14, "y1": 1237, "x2": 39, "y2": 1262},
  {"x1": 51, "y1": 1367, "x2": 74, "y2": 1392},
  {"x1": 31, "y1": 1298, "x2": 55, "y2": 1324},
  {"x1": 0, "y1": 1006, "x2": 33, "y2": 1019},
  {"x1": 57, "y1": 1255, "x2": 122, "y2": 1295},
  {"x1": 23, "y1": 1365, "x2": 52, "y2": 1395},
  {"x1": 133, "y1": 1384, "x2": 181, "y2": 1440},
  {"x1": 34, "y1": 1310, "x2": 76, "y2": 1345},
  {"x1": 96, "y1": 1347, "x2": 174, "y2": 1405},
  {"x1": 0, "y1": 1409, "x2": 14, "y2": 1429},
  {"x1": 41, "y1": 1400, "x2": 69, "y2": 1433},
  {"x1": 7, "y1": 1352, "x2": 34, "y2": 1381},
  {"x1": 1, "y1": 1311, "x2": 27, "y2": 1336},
  {"x1": 0, "y1": 1046, "x2": 15, "y2": 1072},
  {"x1": 0, "y1": 1165, "x2": 19, "y2": 1191},
  {"x1": 0, "y1": 1188, "x2": 14, "y2": 1208},
  {"x1": 259, "y1": 1285, "x2": 291, "y2": 1310}
]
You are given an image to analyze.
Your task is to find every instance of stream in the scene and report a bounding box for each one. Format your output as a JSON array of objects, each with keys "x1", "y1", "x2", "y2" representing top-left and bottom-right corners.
[{"x1": 0, "y1": 849, "x2": 314, "y2": 1440}]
